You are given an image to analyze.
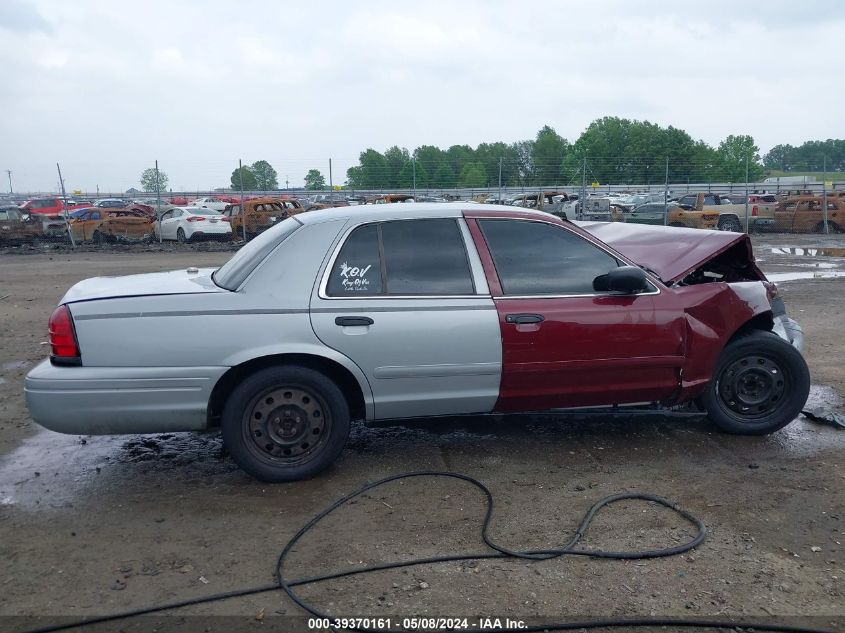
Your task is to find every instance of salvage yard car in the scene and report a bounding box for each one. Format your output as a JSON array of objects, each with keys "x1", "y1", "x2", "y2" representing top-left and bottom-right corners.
[
  {"x1": 223, "y1": 197, "x2": 303, "y2": 239},
  {"x1": 69, "y1": 209, "x2": 155, "y2": 243},
  {"x1": 25, "y1": 203, "x2": 809, "y2": 482},
  {"x1": 155, "y1": 206, "x2": 232, "y2": 242}
]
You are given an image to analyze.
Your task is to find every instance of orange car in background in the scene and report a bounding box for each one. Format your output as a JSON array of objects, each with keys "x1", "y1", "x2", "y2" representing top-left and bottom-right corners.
[
  {"x1": 222, "y1": 197, "x2": 303, "y2": 239},
  {"x1": 69, "y1": 209, "x2": 154, "y2": 243},
  {"x1": 772, "y1": 196, "x2": 845, "y2": 233}
]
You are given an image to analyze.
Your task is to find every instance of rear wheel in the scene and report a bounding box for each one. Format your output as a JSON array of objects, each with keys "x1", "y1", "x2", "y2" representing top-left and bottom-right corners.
[
  {"x1": 815, "y1": 221, "x2": 842, "y2": 233},
  {"x1": 717, "y1": 216, "x2": 742, "y2": 232},
  {"x1": 700, "y1": 331, "x2": 809, "y2": 435},
  {"x1": 221, "y1": 366, "x2": 351, "y2": 481}
]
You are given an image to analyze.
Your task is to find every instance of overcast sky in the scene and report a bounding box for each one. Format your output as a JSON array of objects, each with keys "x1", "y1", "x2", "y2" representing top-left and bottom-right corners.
[{"x1": 1, "y1": 0, "x2": 843, "y2": 193}]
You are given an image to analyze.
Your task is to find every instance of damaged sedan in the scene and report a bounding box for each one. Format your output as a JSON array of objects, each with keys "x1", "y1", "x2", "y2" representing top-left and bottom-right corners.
[{"x1": 25, "y1": 204, "x2": 810, "y2": 481}]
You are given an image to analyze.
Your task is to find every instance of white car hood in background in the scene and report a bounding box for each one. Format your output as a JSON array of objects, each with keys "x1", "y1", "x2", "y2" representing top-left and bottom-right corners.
[{"x1": 61, "y1": 268, "x2": 225, "y2": 304}]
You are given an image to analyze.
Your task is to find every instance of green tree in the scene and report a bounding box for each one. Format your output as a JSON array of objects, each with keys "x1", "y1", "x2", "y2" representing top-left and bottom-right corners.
[
  {"x1": 716, "y1": 134, "x2": 764, "y2": 182},
  {"x1": 531, "y1": 125, "x2": 570, "y2": 186},
  {"x1": 231, "y1": 165, "x2": 257, "y2": 191},
  {"x1": 432, "y1": 162, "x2": 456, "y2": 188},
  {"x1": 251, "y1": 160, "x2": 278, "y2": 190},
  {"x1": 349, "y1": 149, "x2": 389, "y2": 188},
  {"x1": 384, "y1": 146, "x2": 411, "y2": 189},
  {"x1": 459, "y1": 162, "x2": 487, "y2": 188},
  {"x1": 140, "y1": 167, "x2": 169, "y2": 193},
  {"x1": 304, "y1": 169, "x2": 326, "y2": 190}
]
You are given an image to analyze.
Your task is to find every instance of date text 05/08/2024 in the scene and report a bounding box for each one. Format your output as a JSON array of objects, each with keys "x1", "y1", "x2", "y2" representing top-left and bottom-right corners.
[{"x1": 308, "y1": 617, "x2": 527, "y2": 630}]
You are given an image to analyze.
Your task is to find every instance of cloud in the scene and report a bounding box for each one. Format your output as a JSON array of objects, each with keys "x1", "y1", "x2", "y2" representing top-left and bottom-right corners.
[
  {"x1": 0, "y1": 0, "x2": 51, "y2": 34},
  {"x1": 0, "y1": 0, "x2": 843, "y2": 192}
]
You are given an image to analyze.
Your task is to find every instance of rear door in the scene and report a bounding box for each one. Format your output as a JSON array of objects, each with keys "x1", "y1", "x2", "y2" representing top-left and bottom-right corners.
[
  {"x1": 310, "y1": 217, "x2": 501, "y2": 420},
  {"x1": 467, "y1": 215, "x2": 686, "y2": 412}
]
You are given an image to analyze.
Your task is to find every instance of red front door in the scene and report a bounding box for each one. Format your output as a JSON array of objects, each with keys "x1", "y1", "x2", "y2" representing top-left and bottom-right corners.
[{"x1": 466, "y1": 214, "x2": 686, "y2": 412}]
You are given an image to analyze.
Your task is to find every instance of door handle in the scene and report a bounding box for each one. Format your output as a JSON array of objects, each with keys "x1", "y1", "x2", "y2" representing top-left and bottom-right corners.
[
  {"x1": 505, "y1": 313, "x2": 544, "y2": 324},
  {"x1": 335, "y1": 316, "x2": 374, "y2": 327}
]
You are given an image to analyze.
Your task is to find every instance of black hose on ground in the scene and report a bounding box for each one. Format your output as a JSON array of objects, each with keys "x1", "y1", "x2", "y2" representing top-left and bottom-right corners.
[{"x1": 23, "y1": 471, "x2": 837, "y2": 633}]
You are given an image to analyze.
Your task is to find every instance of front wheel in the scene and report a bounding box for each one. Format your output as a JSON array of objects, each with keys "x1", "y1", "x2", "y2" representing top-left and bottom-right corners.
[
  {"x1": 221, "y1": 366, "x2": 351, "y2": 481},
  {"x1": 700, "y1": 331, "x2": 810, "y2": 435},
  {"x1": 176, "y1": 227, "x2": 187, "y2": 243}
]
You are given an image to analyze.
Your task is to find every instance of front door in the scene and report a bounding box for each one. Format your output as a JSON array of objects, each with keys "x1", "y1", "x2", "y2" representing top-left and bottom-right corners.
[
  {"x1": 468, "y1": 215, "x2": 686, "y2": 412},
  {"x1": 310, "y1": 217, "x2": 502, "y2": 420}
]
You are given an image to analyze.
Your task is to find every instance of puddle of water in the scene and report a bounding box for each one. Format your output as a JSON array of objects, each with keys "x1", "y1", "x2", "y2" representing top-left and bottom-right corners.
[
  {"x1": 765, "y1": 271, "x2": 845, "y2": 283},
  {"x1": 771, "y1": 247, "x2": 845, "y2": 257},
  {"x1": 1, "y1": 360, "x2": 31, "y2": 371}
]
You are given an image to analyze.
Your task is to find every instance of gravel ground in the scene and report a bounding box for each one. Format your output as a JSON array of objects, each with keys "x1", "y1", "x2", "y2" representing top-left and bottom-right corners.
[{"x1": 0, "y1": 235, "x2": 842, "y2": 633}]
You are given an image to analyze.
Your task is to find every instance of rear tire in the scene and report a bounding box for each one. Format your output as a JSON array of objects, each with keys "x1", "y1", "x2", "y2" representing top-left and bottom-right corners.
[
  {"x1": 221, "y1": 366, "x2": 351, "y2": 482},
  {"x1": 700, "y1": 331, "x2": 809, "y2": 435},
  {"x1": 718, "y1": 216, "x2": 742, "y2": 232}
]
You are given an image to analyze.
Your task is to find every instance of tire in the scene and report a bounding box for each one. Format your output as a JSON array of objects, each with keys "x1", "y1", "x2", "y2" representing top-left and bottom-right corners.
[
  {"x1": 93, "y1": 230, "x2": 104, "y2": 245},
  {"x1": 700, "y1": 331, "x2": 810, "y2": 435},
  {"x1": 815, "y1": 221, "x2": 842, "y2": 234},
  {"x1": 669, "y1": 222, "x2": 685, "y2": 228},
  {"x1": 221, "y1": 366, "x2": 351, "y2": 482},
  {"x1": 718, "y1": 216, "x2": 742, "y2": 232},
  {"x1": 176, "y1": 227, "x2": 187, "y2": 243}
]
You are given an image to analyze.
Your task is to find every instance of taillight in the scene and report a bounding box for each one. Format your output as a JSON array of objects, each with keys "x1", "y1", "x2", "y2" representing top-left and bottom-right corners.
[
  {"x1": 48, "y1": 305, "x2": 81, "y2": 365},
  {"x1": 186, "y1": 216, "x2": 204, "y2": 222},
  {"x1": 221, "y1": 217, "x2": 230, "y2": 222},
  {"x1": 752, "y1": 205, "x2": 758, "y2": 216}
]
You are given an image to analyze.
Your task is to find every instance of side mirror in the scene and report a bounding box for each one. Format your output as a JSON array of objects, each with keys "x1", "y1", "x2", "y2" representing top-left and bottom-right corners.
[{"x1": 593, "y1": 266, "x2": 649, "y2": 294}]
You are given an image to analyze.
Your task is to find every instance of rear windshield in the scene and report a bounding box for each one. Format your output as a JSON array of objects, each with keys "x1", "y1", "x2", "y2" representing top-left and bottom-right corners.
[
  {"x1": 188, "y1": 209, "x2": 220, "y2": 216},
  {"x1": 212, "y1": 216, "x2": 302, "y2": 290}
]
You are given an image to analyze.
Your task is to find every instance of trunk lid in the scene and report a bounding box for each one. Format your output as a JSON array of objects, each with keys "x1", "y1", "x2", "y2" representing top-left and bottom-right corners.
[
  {"x1": 576, "y1": 221, "x2": 765, "y2": 283},
  {"x1": 61, "y1": 268, "x2": 225, "y2": 304}
]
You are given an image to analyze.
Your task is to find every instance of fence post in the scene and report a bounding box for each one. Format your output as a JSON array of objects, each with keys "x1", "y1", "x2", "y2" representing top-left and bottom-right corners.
[
  {"x1": 744, "y1": 155, "x2": 749, "y2": 234},
  {"x1": 239, "y1": 159, "x2": 246, "y2": 241},
  {"x1": 823, "y1": 156, "x2": 829, "y2": 234},
  {"x1": 329, "y1": 158, "x2": 333, "y2": 202},
  {"x1": 155, "y1": 160, "x2": 162, "y2": 244},
  {"x1": 663, "y1": 157, "x2": 669, "y2": 226},
  {"x1": 56, "y1": 162, "x2": 75, "y2": 248}
]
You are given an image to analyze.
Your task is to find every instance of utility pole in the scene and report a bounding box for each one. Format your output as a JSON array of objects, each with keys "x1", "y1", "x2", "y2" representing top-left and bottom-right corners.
[
  {"x1": 329, "y1": 158, "x2": 334, "y2": 201},
  {"x1": 498, "y1": 156, "x2": 503, "y2": 205},
  {"x1": 238, "y1": 159, "x2": 246, "y2": 241},
  {"x1": 744, "y1": 155, "x2": 750, "y2": 234},
  {"x1": 823, "y1": 155, "x2": 829, "y2": 234},
  {"x1": 285, "y1": 176, "x2": 289, "y2": 190},
  {"x1": 5, "y1": 169, "x2": 12, "y2": 194},
  {"x1": 56, "y1": 163, "x2": 75, "y2": 247},
  {"x1": 663, "y1": 157, "x2": 669, "y2": 226},
  {"x1": 412, "y1": 157, "x2": 416, "y2": 198}
]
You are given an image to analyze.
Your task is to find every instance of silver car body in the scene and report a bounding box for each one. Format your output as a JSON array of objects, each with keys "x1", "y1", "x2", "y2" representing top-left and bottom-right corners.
[{"x1": 25, "y1": 204, "x2": 502, "y2": 435}]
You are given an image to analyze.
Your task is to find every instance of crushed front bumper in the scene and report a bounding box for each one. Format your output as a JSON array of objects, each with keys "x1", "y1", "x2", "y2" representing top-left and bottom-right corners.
[{"x1": 773, "y1": 315, "x2": 804, "y2": 352}]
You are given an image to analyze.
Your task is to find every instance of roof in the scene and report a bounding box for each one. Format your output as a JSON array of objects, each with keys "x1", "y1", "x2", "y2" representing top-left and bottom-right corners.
[{"x1": 295, "y1": 201, "x2": 534, "y2": 225}]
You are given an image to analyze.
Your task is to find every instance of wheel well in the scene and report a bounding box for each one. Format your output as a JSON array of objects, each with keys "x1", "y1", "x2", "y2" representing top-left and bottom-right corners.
[
  {"x1": 207, "y1": 354, "x2": 366, "y2": 427},
  {"x1": 727, "y1": 311, "x2": 774, "y2": 344}
]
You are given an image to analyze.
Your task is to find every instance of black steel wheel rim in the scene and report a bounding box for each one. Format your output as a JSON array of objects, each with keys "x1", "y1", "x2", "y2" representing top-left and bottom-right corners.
[
  {"x1": 242, "y1": 386, "x2": 331, "y2": 465},
  {"x1": 717, "y1": 354, "x2": 787, "y2": 420}
]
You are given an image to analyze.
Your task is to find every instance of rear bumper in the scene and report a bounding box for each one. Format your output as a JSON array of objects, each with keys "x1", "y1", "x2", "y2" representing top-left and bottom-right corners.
[{"x1": 24, "y1": 359, "x2": 227, "y2": 434}]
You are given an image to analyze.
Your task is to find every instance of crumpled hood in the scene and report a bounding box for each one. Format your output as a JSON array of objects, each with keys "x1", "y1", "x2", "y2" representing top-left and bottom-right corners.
[
  {"x1": 576, "y1": 221, "x2": 760, "y2": 283},
  {"x1": 61, "y1": 268, "x2": 225, "y2": 304}
]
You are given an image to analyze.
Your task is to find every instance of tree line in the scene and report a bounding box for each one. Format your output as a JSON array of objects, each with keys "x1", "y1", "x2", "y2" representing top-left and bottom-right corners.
[{"x1": 343, "y1": 118, "x2": 842, "y2": 188}]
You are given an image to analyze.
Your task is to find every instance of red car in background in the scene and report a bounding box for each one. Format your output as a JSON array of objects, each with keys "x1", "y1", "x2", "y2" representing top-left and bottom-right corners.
[{"x1": 19, "y1": 198, "x2": 89, "y2": 219}]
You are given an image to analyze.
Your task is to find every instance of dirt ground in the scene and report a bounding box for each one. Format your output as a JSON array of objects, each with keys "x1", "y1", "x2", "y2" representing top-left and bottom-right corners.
[{"x1": 0, "y1": 236, "x2": 843, "y2": 633}]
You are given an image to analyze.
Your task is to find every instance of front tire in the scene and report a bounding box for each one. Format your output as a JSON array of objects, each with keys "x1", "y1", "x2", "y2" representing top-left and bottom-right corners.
[
  {"x1": 221, "y1": 366, "x2": 351, "y2": 482},
  {"x1": 176, "y1": 227, "x2": 187, "y2": 243},
  {"x1": 700, "y1": 331, "x2": 810, "y2": 435}
]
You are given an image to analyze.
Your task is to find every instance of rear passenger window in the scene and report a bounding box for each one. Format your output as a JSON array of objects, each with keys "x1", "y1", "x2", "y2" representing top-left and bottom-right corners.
[
  {"x1": 480, "y1": 219, "x2": 619, "y2": 295},
  {"x1": 326, "y1": 219, "x2": 474, "y2": 296},
  {"x1": 326, "y1": 223, "x2": 383, "y2": 295}
]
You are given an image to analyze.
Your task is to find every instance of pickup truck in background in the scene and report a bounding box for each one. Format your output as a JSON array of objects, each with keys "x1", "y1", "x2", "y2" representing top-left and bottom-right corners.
[{"x1": 674, "y1": 193, "x2": 777, "y2": 232}]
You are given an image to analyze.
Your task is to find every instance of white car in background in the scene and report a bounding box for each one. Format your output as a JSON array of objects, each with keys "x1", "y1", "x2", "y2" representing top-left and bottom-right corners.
[
  {"x1": 155, "y1": 207, "x2": 231, "y2": 242},
  {"x1": 189, "y1": 197, "x2": 229, "y2": 212}
]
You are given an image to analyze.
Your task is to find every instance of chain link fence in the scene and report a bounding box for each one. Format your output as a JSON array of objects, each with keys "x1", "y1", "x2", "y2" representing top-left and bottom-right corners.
[{"x1": 3, "y1": 157, "x2": 843, "y2": 249}]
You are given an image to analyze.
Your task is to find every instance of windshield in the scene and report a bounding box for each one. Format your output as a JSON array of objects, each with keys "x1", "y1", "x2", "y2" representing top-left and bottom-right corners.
[{"x1": 212, "y1": 216, "x2": 302, "y2": 290}]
